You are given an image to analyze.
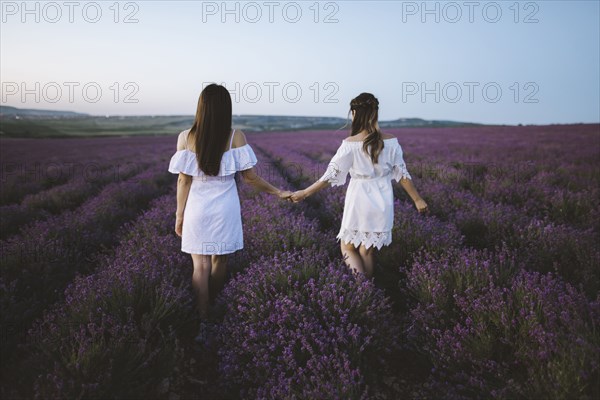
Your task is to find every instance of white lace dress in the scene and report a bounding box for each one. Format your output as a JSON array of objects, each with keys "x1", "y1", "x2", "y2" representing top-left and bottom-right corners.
[
  {"x1": 318, "y1": 137, "x2": 412, "y2": 250},
  {"x1": 168, "y1": 128, "x2": 257, "y2": 255}
]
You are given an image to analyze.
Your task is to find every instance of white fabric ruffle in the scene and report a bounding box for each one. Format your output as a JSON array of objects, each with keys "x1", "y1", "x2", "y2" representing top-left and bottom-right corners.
[
  {"x1": 321, "y1": 165, "x2": 347, "y2": 187},
  {"x1": 318, "y1": 141, "x2": 353, "y2": 186},
  {"x1": 336, "y1": 228, "x2": 392, "y2": 250},
  {"x1": 168, "y1": 144, "x2": 257, "y2": 176},
  {"x1": 391, "y1": 162, "x2": 412, "y2": 182},
  {"x1": 390, "y1": 143, "x2": 412, "y2": 182},
  {"x1": 319, "y1": 138, "x2": 412, "y2": 186}
]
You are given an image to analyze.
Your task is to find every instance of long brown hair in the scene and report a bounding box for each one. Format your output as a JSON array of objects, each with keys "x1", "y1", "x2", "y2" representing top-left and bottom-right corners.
[
  {"x1": 188, "y1": 84, "x2": 233, "y2": 176},
  {"x1": 349, "y1": 92, "x2": 383, "y2": 164}
]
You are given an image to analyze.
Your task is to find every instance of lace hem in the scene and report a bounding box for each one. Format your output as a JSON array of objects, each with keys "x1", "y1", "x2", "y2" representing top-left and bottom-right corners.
[{"x1": 336, "y1": 228, "x2": 392, "y2": 250}]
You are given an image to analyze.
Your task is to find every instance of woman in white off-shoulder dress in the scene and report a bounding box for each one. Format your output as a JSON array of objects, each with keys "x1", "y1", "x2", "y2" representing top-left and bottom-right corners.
[
  {"x1": 168, "y1": 84, "x2": 292, "y2": 343},
  {"x1": 291, "y1": 93, "x2": 428, "y2": 279}
]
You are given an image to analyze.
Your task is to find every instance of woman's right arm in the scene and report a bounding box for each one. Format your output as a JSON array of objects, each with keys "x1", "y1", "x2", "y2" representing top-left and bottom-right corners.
[
  {"x1": 240, "y1": 167, "x2": 291, "y2": 198},
  {"x1": 290, "y1": 180, "x2": 329, "y2": 202},
  {"x1": 291, "y1": 141, "x2": 351, "y2": 203}
]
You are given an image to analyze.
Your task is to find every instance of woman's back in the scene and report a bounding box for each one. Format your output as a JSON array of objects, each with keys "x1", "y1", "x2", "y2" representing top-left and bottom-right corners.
[
  {"x1": 320, "y1": 135, "x2": 412, "y2": 187},
  {"x1": 341, "y1": 136, "x2": 405, "y2": 180},
  {"x1": 182, "y1": 128, "x2": 235, "y2": 154}
]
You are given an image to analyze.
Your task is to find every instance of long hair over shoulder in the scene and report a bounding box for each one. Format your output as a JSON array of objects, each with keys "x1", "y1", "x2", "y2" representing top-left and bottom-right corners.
[
  {"x1": 188, "y1": 84, "x2": 233, "y2": 176},
  {"x1": 349, "y1": 92, "x2": 383, "y2": 164}
]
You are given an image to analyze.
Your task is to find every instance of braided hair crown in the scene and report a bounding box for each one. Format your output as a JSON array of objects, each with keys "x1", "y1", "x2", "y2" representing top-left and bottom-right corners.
[{"x1": 350, "y1": 92, "x2": 379, "y2": 111}]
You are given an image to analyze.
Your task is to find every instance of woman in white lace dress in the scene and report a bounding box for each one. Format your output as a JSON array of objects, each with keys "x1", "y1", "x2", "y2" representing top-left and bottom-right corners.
[
  {"x1": 291, "y1": 93, "x2": 428, "y2": 279},
  {"x1": 168, "y1": 84, "x2": 292, "y2": 343}
]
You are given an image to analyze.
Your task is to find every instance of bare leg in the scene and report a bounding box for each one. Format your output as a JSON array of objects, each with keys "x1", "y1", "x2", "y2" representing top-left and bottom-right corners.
[
  {"x1": 191, "y1": 254, "x2": 211, "y2": 319},
  {"x1": 341, "y1": 241, "x2": 365, "y2": 276},
  {"x1": 359, "y1": 244, "x2": 375, "y2": 279},
  {"x1": 209, "y1": 254, "x2": 228, "y2": 304}
]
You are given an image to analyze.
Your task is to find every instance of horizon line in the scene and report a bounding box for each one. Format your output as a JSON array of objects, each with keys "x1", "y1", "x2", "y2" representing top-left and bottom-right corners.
[{"x1": 2, "y1": 105, "x2": 600, "y2": 126}]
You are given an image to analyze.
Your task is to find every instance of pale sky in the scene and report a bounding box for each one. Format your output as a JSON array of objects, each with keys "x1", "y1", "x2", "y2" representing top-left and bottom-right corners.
[{"x1": 1, "y1": 0, "x2": 599, "y2": 124}]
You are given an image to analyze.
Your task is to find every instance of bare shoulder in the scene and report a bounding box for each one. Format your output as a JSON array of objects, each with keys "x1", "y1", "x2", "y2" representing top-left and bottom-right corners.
[
  {"x1": 231, "y1": 129, "x2": 248, "y2": 149},
  {"x1": 176, "y1": 129, "x2": 190, "y2": 150},
  {"x1": 343, "y1": 135, "x2": 363, "y2": 142},
  {"x1": 344, "y1": 132, "x2": 396, "y2": 142}
]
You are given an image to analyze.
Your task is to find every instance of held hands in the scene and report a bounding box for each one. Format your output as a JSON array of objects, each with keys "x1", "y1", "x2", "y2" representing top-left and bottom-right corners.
[
  {"x1": 277, "y1": 189, "x2": 294, "y2": 202},
  {"x1": 290, "y1": 189, "x2": 308, "y2": 203},
  {"x1": 414, "y1": 198, "x2": 429, "y2": 214},
  {"x1": 275, "y1": 188, "x2": 306, "y2": 203}
]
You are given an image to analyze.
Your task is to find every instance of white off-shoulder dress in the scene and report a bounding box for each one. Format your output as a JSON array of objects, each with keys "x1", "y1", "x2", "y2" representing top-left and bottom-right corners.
[
  {"x1": 318, "y1": 137, "x2": 412, "y2": 250},
  {"x1": 168, "y1": 128, "x2": 257, "y2": 255}
]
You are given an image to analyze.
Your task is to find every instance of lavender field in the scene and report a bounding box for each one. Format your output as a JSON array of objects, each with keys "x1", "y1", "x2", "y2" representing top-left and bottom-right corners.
[{"x1": 1, "y1": 124, "x2": 599, "y2": 399}]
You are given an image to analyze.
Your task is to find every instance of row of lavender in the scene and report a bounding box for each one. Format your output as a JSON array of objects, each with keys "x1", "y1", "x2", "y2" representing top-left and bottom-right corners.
[
  {"x1": 0, "y1": 156, "x2": 155, "y2": 240},
  {"x1": 215, "y1": 148, "x2": 402, "y2": 399},
  {"x1": 0, "y1": 136, "x2": 171, "y2": 206},
  {"x1": 0, "y1": 141, "x2": 176, "y2": 364},
  {"x1": 250, "y1": 127, "x2": 600, "y2": 399},
  {"x1": 0, "y1": 158, "x2": 174, "y2": 363}
]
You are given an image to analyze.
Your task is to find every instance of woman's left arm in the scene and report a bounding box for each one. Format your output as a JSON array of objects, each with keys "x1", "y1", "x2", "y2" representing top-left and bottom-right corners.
[
  {"x1": 392, "y1": 142, "x2": 428, "y2": 214},
  {"x1": 397, "y1": 177, "x2": 428, "y2": 213},
  {"x1": 175, "y1": 173, "x2": 192, "y2": 236}
]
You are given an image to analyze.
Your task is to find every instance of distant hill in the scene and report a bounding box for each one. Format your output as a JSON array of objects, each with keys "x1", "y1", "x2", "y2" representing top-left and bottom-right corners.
[
  {"x1": 234, "y1": 115, "x2": 481, "y2": 131},
  {"x1": 379, "y1": 118, "x2": 481, "y2": 128},
  {"x1": 234, "y1": 115, "x2": 347, "y2": 131},
  {"x1": 0, "y1": 105, "x2": 88, "y2": 118},
  {"x1": 0, "y1": 106, "x2": 482, "y2": 138}
]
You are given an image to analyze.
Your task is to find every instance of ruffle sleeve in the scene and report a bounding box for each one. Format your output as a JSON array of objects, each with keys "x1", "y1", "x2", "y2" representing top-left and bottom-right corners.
[
  {"x1": 318, "y1": 141, "x2": 354, "y2": 187},
  {"x1": 168, "y1": 144, "x2": 258, "y2": 176},
  {"x1": 168, "y1": 150, "x2": 198, "y2": 175},
  {"x1": 228, "y1": 144, "x2": 258, "y2": 172},
  {"x1": 391, "y1": 141, "x2": 412, "y2": 182}
]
